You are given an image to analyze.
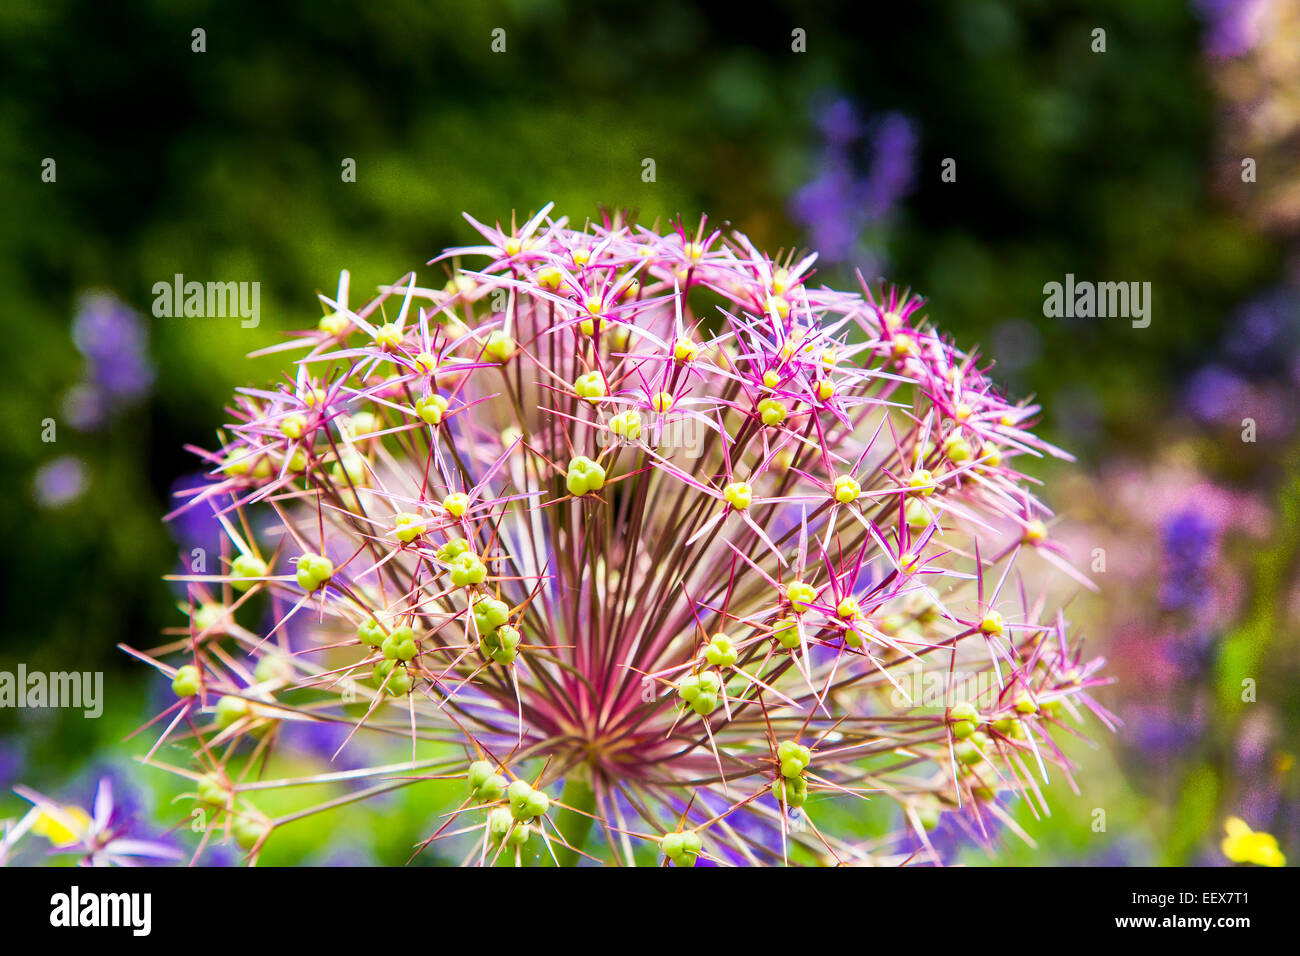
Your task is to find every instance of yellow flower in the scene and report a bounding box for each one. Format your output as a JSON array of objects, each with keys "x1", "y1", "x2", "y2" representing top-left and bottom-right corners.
[
  {"x1": 1221, "y1": 817, "x2": 1286, "y2": 867},
  {"x1": 32, "y1": 804, "x2": 92, "y2": 846}
]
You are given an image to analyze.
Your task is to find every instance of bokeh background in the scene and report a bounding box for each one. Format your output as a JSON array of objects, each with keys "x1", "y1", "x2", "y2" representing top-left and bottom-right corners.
[{"x1": 2, "y1": 0, "x2": 1297, "y2": 864}]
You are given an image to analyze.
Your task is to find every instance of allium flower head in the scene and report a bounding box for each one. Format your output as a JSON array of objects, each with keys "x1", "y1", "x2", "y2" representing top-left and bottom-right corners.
[{"x1": 138, "y1": 204, "x2": 1110, "y2": 866}]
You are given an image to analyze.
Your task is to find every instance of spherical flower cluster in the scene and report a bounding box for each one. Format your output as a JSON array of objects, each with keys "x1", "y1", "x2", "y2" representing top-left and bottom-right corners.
[{"x1": 139, "y1": 204, "x2": 1110, "y2": 866}]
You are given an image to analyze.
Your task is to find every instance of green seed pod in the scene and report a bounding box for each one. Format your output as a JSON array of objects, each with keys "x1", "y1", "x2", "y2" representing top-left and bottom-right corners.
[
  {"x1": 385, "y1": 666, "x2": 412, "y2": 696},
  {"x1": 773, "y1": 774, "x2": 808, "y2": 808},
  {"x1": 479, "y1": 774, "x2": 508, "y2": 802},
  {"x1": 233, "y1": 816, "x2": 270, "y2": 850},
  {"x1": 677, "y1": 674, "x2": 701, "y2": 703},
  {"x1": 1014, "y1": 694, "x2": 1039, "y2": 715},
  {"x1": 449, "y1": 553, "x2": 488, "y2": 587},
  {"x1": 470, "y1": 764, "x2": 508, "y2": 803},
  {"x1": 479, "y1": 624, "x2": 522, "y2": 665},
  {"x1": 230, "y1": 554, "x2": 268, "y2": 592},
  {"x1": 524, "y1": 789, "x2": 549, "y2": 818},
  {"x1": 487, "y1": 806, "x2": 515, "y2": 843},
  {"x1": 216, "y1": 695, "x2": 249, "y2": 729},
  {"x1": 776, "y1": 740, "x2": 810, "y2": 773},
  {"x1": 660, "y1": 829, "x2": 702, "y2": 866},
  {"x1": 254, "y1": 654, "x2": 291, "y2": 684},
  {"x1": 484, "y1": 330, "x2": 517, "y2": 363},
  {"x1": 772, "y1": 618, "x2": 800, "y2": 649},
  {"x1": 785, "y1": 581, "x2": 817, "y2": 612},
  {"x1": 196, "y1": 773, "x2": 228, "y2": 807},
  {"x1": 295, "y1": 553, "x2": 334, "y2": 591},
  {"x1": 565, "y1": 455, "x2": 607, "y2": 496},
  {"x1": 913, "y1": 796, "x2": 942, "y2": 830},
  {"x1": 507, "y1": 779, "x2": 533, "y2": 810},
  {"x1": 573, "y1": 371, "x2": 607, "y2": 402},
  {"x1": 171, "y1": 665, "x2": 201, "y2": 698},
  {"x1": 955, "y1": 730, "x2": 989, "y2": 765},
  {"x1": 415, "y1": 394, "x2": 449, "y2": 425},
  {"x1": 437, "y1": 538, "x2": 471, "y2": 562},
  {"x1": 691, "y1": 692, "x2": 718, "y2": 716},
  {"x1": 757, "y1": 397, "x2": 787, "y2": 426},
  {"x1": 192, "y1": 603, "x2": 226, "y2": 634},
  {"x1": 393, "y1": 512, "x2": 425, "y2": 543},
  {"x1": 704, "y1": 634, "x2": 738, "y2": 668},
  {"x1": 949, "y1": 701, "x2": 979, "y2": 723},
  {"x1": 358, "y1": 618, "x2": 387, "y2": 647},
  {"x1": 608, "y1": 410, "x2": 642, "y2": 440},
  {"x1": 381, "y1": 625, "x2": 419, "y2": 662},
  {"x1": 472, "y1": 597, "x2": 510, "y2": 633},
  {"x1": 506, "y1": 779, "x2": 548, "y2": 821},
  {"x1": 468, "y1": 760, "x2": 494, "y2": 791},
  {"x1": 330, "y1": 453, "x2": 367, "y2": 486}
]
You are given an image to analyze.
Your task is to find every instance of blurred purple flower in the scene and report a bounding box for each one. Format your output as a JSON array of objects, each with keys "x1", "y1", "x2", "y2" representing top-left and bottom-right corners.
[
  {"x1": 1226, "y1": 288, "x2": 1298, "y2": 370},
  {"x1": 1127, "y1": 705, "x2": 1200, "y2": 760},
  {"x1": 1193, "y1": 0, "x2": 1270, "y2": 58},
  {"x1": 1159, "y1": 507, "x2": 1218, "y2": 611},
  {"x1": 31, "y1": 455, "x2": 88, "y2": 509},
  {"x1": 63, "y1": 292, "x2": 154, "y2": 431},
  {"x1": 280, "y1": 719, "x2": 372, "y2": 774},
  {"x1": 790, "y1": 95, "x2": 917, "y2": 266},
  {"x1": 900, "y1": 803, "x2": 1001, "y2": 866},
  {"x1": 72, "y1": 293, "x2": 154, "y2": 401},
  {"x1": 0, "y1": 741, "x2": 24, "y2": 791},
  {"x1": 1184, "y1": 364, "x2": 1251, "y2": 424},
  {"x1": 12, "y1": 776, "x2": 179, "y2": 866},
  {"x1": 167, "y1": 472, "x2": 224, "y2": 555},
  {"x1": 861, "y1": 113, "x2": 918, "y2": 219}
]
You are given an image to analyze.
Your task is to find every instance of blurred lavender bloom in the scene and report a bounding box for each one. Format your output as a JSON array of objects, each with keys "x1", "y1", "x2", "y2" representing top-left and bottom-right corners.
[
  {"x1": 791, "y1": 157, "x2": 863, "y2": 262},
  {"x1": 1183, "y1": 364, "x2": 1251, "y2": 425},
  {"x1": 861, "y1": 113, "x2": 918, "y2": 220},
  {"x1": 1193, "y1": 0, "x2": 1270, "y2": 58},
  {"x1": 60, "y1": 382, "x2": 108, "y2": 431},
  {"x1": 1127, "y1": 706, "x2": 1199, "y2": 759},
  {"x1": 1159, "y1": 629, "x2": 1219, "y2": 673},
  {"x1": 1159, "y1": 508, "x2": 1218, "y2": 611},
  {"x1": 899, "y1": 803, "x2": 1000, "y2": 866},
  {"x1": 167, "y1": 473, "x2": 224, "y2": 557},
  {"x1": 817, "y1": 97, "x2": 863, "y2": 145},
  {"x1": 1224, "y1": 287, "x2": 1299, "y2": 372},
  {"x1": 72, "y1": 293, "x2": 154, "y2": 403},
  {"x1": 790, "y1": 94, "x2": 917, "y2": 266},
  {"x1": 0, "y1": 741, "x2": 24, "y2": 792},
  {"x1": 281, "y1": 719, "x2": 372, "y2": 773},
  {"x1": 1070, "y1": 837, "x2": 1146, "y2": 866},
  {"x1": 31, "y1": 455, "x2": 88, "y2": 509}
]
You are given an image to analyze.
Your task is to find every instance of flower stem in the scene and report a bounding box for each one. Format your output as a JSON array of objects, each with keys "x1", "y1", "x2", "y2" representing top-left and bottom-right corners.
[{"x1": 550, "y1": 771, "x2": 596, "y2": 866}]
